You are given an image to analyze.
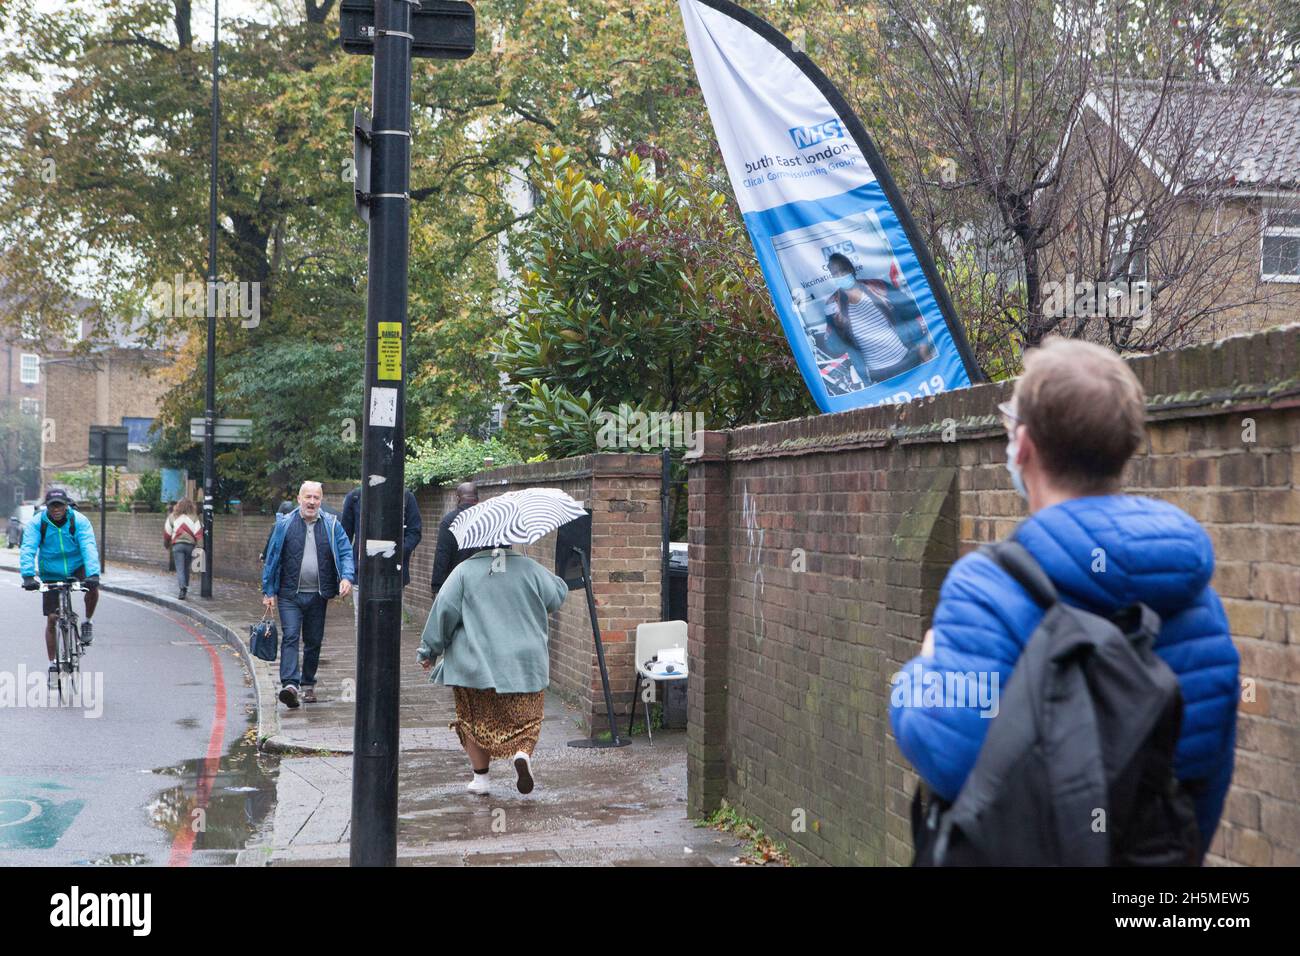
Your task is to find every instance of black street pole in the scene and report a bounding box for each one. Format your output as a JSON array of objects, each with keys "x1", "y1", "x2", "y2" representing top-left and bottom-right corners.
[
  {"x1": 351, "y1": 0, "x2": 411, "y2": 867},
  {"x1": 660, "y1": 448, "x2": 670, "y2": 621},
  {"x1": 201, "y1": 0, "x2": 219, "y2": 599},
  {"x1": 99, "y1": 460, "x2": 106, "y2": 570}
]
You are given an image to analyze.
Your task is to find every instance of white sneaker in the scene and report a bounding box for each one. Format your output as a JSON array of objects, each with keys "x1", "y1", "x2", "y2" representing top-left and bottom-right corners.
[
  {"x1": 513, "y1": 751, "x2": 534, "y2": 794},
  {"x1": 466, "y1": 772, "x2": 490, "y2": 796}
]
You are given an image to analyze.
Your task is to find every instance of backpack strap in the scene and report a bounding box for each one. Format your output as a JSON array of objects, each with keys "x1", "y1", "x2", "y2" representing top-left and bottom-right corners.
[
  {"x1": 38, "y1": 511, "x2": 73, "y2": 546},
  {"x1": 1110, "y1": 602, "x2": 1162, "y2": 651},
  {"x1": 978, "y1": 540, "x2": 1058, "y2": 609}
]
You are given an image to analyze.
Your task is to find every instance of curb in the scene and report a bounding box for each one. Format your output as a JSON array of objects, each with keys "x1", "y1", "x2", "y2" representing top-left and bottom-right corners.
[{"x1": 0, "y1": 564, "x2": 281, "y2": 750}]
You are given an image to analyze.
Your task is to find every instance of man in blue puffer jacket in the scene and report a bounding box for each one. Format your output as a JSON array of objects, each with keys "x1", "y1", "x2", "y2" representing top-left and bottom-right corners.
[{"x1": 890, "y1": 338, "x2": 1239, "y2": 862}]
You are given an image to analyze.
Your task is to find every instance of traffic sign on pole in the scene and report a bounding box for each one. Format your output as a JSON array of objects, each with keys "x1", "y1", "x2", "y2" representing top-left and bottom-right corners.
[
  {"x1": 340, "y1": 0, "x2": 476, "y2": 59},
  {"x1": 88, "y1": 426, "x2": 129, "y2": 569},
  {"x1": 189, "y1": 418, "x2": 253, "y2": 444}
]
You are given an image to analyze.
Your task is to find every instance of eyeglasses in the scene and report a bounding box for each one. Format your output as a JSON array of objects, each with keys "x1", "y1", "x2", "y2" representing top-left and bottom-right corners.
[{"x1": 997, "y1": 401, "x2": 1021, "y2": 436}]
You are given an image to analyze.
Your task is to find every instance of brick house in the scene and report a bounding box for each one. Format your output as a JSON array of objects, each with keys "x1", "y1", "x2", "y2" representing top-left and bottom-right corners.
[
  {"x1": 1042, "y1": 80, "x2": 1300, "y2": 346},
  {"x1": 37, "y1": 314, "x2": 172, "y2": 500}
]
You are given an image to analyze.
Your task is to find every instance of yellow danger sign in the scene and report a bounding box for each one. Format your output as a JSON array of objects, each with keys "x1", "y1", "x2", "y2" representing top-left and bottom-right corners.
[{"x1": 377, "y1": 322, "x2": 402, "y2": 380}]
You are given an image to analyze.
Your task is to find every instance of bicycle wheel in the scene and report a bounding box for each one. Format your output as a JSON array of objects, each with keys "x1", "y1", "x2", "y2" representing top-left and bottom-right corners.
[
  {"x1": 67, "y1": 615, "x2": 81, "y2": 680},
  {"x1": 56, "y1": 620, "x2": 74, "y2": 702}
]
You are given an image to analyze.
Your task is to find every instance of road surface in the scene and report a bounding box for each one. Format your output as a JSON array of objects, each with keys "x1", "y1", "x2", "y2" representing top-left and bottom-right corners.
[{"x1": 0, "y1": 574, "x2": 272, "y2": 866}]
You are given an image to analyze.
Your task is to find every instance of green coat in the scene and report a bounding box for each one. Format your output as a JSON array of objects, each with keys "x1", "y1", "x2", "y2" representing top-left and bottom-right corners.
[{"x1": 417, "y1": 549, "x2": 570, "y2": 693}]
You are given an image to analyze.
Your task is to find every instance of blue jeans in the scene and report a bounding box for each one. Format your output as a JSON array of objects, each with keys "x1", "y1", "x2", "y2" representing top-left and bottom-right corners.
[
  {"x1": 277, "y1": 591, "x2": 327, "y2": 688},
  {"x1": 173, "y1": 543, "x2": 194, "y2": 591}
]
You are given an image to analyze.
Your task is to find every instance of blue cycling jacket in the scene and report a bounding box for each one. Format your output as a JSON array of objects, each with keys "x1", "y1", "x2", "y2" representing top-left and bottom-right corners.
[
  {"x1": 890, "y1": 495, "x2": 1240, "y2": 854},
  {"x1": 19, "y1": 508, "x2": 101, "y2": 580}
]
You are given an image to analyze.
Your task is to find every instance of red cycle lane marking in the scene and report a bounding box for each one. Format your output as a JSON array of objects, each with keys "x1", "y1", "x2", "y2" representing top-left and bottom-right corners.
[{"x1": 161, "y1": 614, "x2": 228, "y2": 867}]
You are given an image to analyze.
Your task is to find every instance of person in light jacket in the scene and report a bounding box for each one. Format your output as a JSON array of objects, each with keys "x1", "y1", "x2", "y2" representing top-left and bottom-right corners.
[
  {"x1": 417, "y1": 546, "x2": 569, "y2": 796},
  {"x1": 163, "y1": 497, "x2": 203, "y2": 600}
]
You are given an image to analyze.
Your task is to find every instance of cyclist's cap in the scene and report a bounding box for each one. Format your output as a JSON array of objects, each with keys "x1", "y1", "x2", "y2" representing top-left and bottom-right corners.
[{"x1": 44, "y1": 488, "x2": 73, "y2": 506}]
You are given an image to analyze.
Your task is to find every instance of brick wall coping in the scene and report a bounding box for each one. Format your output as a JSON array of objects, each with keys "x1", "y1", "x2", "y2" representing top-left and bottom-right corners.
[
  {"x1": 426, "y1": 452, "x2": 664, "y2": 493},
  {"x1": 686, "y1": 324, "x2": 1300, "y2": 464}
]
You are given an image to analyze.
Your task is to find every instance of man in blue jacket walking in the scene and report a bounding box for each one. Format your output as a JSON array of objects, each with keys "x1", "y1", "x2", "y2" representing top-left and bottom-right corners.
[
  {"x1": 890, "y1": 338, "x2": 1239, "y2": 862},
  {"x1": 262, "y1": 481, "x2": 356, "y2": 708},
  {"x1": 20, "y1": 489, "x2": 102, "y2": 680}
]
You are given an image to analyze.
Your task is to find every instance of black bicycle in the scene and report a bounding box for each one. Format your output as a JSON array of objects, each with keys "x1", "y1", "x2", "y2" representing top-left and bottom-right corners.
[{"x1": 39, "y1": 580, "x2": 86, "y2": 698}]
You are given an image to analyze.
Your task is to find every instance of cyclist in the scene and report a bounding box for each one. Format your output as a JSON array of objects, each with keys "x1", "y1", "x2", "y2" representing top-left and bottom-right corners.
[{"x1": 20, "y1": 489, "x2": 101, "y2": 680}]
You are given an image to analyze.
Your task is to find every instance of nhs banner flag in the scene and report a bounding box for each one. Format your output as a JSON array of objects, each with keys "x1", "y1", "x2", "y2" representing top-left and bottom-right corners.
[{"x1": 679, "y1": 0, "x2": 980, "y2": 412}]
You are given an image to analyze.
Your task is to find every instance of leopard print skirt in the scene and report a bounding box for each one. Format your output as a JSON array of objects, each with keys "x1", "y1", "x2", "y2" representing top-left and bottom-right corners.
[{"x1": 450, "y1": 686, "x2": 545, "y2": 759}]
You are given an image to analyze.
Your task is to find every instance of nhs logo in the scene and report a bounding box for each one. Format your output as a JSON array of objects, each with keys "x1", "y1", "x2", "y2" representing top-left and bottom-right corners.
[{"x1": 789, "y1": 119, "x2": 847, "y2": 149}]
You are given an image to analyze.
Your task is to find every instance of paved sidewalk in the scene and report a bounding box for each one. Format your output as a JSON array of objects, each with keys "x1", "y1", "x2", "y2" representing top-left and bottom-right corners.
[{"x1": 1, "y1": 550, "x2": 743, "y2": 865}]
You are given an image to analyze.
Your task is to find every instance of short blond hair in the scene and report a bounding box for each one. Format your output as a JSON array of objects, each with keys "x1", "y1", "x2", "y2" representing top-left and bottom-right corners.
[{"x1": 1012, "y1": 338, "x2": 1146, "y2": 493}]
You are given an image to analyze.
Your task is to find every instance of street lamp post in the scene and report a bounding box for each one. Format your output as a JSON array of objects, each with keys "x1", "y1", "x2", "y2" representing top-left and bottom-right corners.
[
  {"x1": 201, "y1": 0, "x2": 219, "y2": 598},
  {"x1": 341, "y1": 0, "x2": 476, "y2": 867}
]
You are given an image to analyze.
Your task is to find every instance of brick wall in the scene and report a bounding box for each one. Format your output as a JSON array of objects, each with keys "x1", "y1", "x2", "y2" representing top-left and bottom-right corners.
[
  {"x1": 99, "y1": 511, "x2": 276, "y2": 586},
  {"x1": 687, "y1": 323, "x2": 1300, "y2": 867}
]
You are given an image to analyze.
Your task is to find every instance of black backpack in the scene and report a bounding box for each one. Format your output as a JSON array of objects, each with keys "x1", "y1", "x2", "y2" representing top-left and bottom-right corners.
[{"x1": 911, "y1": 539, "x2": 1201, "y2": 867}]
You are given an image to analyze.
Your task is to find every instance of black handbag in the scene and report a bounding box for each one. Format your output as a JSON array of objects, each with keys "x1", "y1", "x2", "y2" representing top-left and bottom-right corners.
[{"x1": 249, "y1": 609, "x2": 279, "y2": 662}]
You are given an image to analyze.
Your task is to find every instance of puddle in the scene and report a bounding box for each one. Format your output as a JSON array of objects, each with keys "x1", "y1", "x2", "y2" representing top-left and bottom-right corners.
[{"x1": 148, "y1": 719, "x2": 279, "y2": 852}]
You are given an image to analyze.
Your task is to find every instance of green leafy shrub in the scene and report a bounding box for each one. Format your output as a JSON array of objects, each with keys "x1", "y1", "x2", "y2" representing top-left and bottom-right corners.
[{"x1": 406, "y1": 436, "x2": 527, "y2": 490}]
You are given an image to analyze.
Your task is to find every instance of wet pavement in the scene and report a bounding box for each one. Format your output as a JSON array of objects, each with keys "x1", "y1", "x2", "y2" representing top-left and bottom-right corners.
[
  {"x1": 2, "y1": 552, "x2": 749, "y2": 866},
  {"x1": 254, "y1": 694, "x2": 743, "y2": 866}
]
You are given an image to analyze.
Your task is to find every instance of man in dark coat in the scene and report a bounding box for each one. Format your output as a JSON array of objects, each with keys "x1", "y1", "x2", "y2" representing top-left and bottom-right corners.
[
  {"x1": 430, "y1": 482, "x2": 486, "y2": 598},
  {"x1": 341, "y1": 483, "x2": 423, "y2": 628}
]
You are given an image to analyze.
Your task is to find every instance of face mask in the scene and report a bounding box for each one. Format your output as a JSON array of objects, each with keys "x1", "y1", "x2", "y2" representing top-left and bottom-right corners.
[
  {"x1": 833, "y1": 274, "x2": 856, "y2": 291},
  {"x1": 1005, "y1": 435, "x2": 1028, "y2": 500}
]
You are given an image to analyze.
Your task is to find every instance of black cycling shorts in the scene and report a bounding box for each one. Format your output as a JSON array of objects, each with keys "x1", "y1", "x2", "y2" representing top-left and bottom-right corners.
[{"x1": 41, "y1": 567, "x2": 87, "y2": 616}]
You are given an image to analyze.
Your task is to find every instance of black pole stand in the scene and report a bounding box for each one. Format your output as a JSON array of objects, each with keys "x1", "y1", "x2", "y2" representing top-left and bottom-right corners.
[
  {"x1": 98, "y1": 460, "x2": 107, "y2": 570},
  {"x1": 200, "y1": 0, "x2": 219, "y2": 600},
  {"x1": 567, "y1": 546, "x2": 631, "y2": 749},
  {"x1": 350, "y1": 0, "x2": 413, "y2": 868},
  {"x1": 660, "y1": 447, "x2": 671, "y2": 621}
]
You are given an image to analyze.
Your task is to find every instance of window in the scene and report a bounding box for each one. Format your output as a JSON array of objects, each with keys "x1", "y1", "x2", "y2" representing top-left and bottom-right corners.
[
  {"x1": 122, "y1": 416, "x2": 155, "y2": 451},
  {"x1": 1107, "y1": 211, "x2": 1148, "y2": 282},
  {"x1": 19, "y1": 353, "x2": 39, "y2": 385},
  {"x1": 1261, "y1": 208, "x2": 1300, "y2": 282},
  {"x1": 20, "y1": 398, "x2": 40, "y2": 416}
]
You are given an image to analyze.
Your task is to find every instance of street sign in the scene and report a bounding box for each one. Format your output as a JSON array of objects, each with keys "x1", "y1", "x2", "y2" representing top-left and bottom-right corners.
[
  {"x1": 339, "y1": 0, "x2": 476, "y2": 59},
  {"x1": 189, "y1": 417, "x2": 252, "y2": 444},
  {"x1": 87, "y1": 426, "x2": 129, "y2": 467},
  {"x1": 88, "y1": 425, "x2": 129, "y2": 568},
  {"x1": 354, "y1": 108, "x2": 373, "y2": 223}
]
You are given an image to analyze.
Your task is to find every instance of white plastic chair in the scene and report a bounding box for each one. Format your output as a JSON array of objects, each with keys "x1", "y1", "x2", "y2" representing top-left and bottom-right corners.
[{"x1": 629, "y1": 620, "x2": 689, "y2": 743}]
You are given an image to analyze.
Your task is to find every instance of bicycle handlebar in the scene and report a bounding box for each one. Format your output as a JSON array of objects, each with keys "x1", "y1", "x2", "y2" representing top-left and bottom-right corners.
[{"x1": 36, "y1": 581, "x2": 87, "y2": 593}]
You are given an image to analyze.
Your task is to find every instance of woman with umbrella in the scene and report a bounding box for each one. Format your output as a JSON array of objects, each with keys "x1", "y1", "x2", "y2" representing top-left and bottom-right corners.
[{"x1": 417, "y1": 489, "x2": 579, "y2": 796}]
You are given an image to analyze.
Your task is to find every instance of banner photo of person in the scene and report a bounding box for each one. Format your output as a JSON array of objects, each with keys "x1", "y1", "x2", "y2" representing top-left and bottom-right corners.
[{"x1": 679, "y1": 0, "x2": 981, "y2": 412}]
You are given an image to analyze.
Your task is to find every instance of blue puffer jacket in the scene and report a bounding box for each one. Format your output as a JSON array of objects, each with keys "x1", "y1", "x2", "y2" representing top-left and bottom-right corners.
[
  {"x1": 890, "y1": 495, "x2": 1240, "y2": 857},
  {"x1": 19, "y1": 508, "x2": 101, "y2": 580}
]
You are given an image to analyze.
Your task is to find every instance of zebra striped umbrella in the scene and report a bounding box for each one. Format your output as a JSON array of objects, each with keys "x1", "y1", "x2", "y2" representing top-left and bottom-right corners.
[{"x1": 449, "y1": 488, "x2": 587, "y2": 549}]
